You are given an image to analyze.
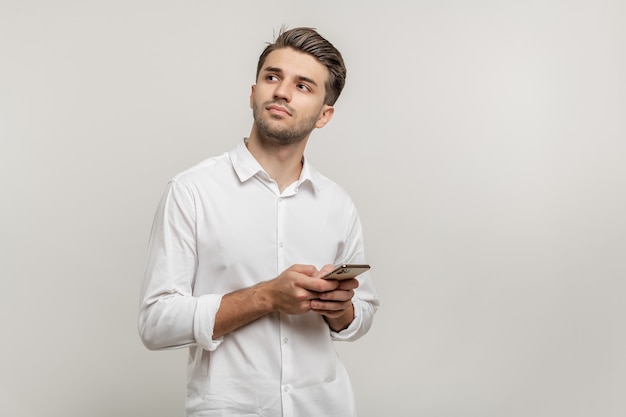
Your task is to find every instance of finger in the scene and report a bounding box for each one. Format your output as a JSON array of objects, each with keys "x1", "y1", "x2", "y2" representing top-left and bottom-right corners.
[
  {"x1": 336, "y1": 278, "x2": 359, "y2": 291},
  {"x1": 311, "y1": 299, "x2": 347, "y2": 312},
  {"x1": 311, "y1": 301, "x2": 352, "y2": 318},
  {"x1": 319, "y1": 289, "x2": 354, "y2": 302},
  {"x1": 302, "y1": 276, "x2": 339, "y2": 293},
  {"x1": 317, "y1": 264, "x2": 336, "y2": 278}
]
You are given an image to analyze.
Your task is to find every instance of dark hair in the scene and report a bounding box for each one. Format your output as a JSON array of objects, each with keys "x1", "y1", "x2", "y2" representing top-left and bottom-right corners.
[{"x1": 256, "y1": 27, "x2": 347, "y2": 106}]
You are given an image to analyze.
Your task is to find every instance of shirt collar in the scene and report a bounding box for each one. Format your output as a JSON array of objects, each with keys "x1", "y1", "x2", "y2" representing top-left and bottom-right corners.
[
  {"x1": 229, "y1": 138, "x2": 321, "y2": 193},
  {"x1": 229, "y1": 138, "x2": 264, "y2": 182}
]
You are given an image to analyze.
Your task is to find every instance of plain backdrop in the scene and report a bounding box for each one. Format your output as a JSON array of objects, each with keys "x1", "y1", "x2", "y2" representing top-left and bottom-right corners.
[{"x1": 1, "y1": 1, "x2": 625, "y2": 416}]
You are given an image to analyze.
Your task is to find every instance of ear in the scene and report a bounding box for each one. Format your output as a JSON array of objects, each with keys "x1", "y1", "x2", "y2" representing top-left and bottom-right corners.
[
  {"x1": 315, "y1": 105, "x2": 334, "y2": 129},
  {"x1": 249, "y1": 85, "x2": 256, "y2": 109}
]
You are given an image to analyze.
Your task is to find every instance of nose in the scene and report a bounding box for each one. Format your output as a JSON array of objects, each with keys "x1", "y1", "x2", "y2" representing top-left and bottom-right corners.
[{"x1": 273, "y1": 81, "x2": 292, "y2": 103}]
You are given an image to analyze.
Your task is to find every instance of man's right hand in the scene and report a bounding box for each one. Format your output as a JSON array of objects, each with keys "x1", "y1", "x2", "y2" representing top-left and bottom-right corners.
[
  {"x1": 213, "y1": 264, "x2": 339, "y2": 339},
  {"x1": 261, "y1": 264, "x2": 340, "y2": 315}
]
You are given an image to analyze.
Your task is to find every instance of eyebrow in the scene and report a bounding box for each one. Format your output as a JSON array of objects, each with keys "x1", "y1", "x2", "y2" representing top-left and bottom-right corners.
[{"x1": 263, "y1": 66, "x2": 318, "y2": 87}]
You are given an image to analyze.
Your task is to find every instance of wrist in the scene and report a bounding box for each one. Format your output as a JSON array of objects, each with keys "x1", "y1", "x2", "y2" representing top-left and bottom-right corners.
[
  {"x1": 252, "y1": 281, "x2": 275, "y2": 313},
  {"x1": 325, "y1": 303, "x2": 355, "y2": 332}
]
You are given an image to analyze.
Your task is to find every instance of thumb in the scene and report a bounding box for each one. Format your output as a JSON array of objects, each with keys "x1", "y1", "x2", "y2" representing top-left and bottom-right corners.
[
  {"x1": 317, "y1": 264, "x2": 336, "y2": 278},
  {"x1": 289, "y1": 264, "x2": 319, "y2": 277}
]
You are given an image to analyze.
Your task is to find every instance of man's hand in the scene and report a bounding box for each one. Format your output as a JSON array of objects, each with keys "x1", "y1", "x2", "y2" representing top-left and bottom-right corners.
[
  {"x1": 213, "y1": 264, "x2": 350, "y2": 339},
  {"x1": 311, "y1": 264, "x2": 360, "y2": 331},
  {"x1": 262, "y1": 264, "x2": 340, "y2": 315}
]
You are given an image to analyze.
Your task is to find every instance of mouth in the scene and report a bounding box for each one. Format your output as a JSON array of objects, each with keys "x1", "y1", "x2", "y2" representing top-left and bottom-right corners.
[{"x1": 266, "y1": 104, "x2": 292, "y2": 117}]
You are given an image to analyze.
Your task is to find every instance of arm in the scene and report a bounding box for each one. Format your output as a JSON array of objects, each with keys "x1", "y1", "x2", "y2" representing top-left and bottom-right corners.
[
  {"x1": 138, "y1": 180, "x2": 207, "y2": 350},
  {"x1": 213, "y1": 264, "x2": 341, "y2": 339},
  {"x1": 315, "y1": 202, "x2": 380, "y2": 340}
]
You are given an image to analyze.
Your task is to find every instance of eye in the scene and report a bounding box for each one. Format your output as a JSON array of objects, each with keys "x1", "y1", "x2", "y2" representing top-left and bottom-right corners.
[
  {"x1": 297, "y1": 83, "x2": 311, "y2": 92},
  {"x1": 266, "y1": 74, "x2": 279, "y2": 82}
]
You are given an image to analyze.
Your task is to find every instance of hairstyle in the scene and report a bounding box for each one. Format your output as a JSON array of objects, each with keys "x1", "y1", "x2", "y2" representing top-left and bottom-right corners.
[{"x1": 256, "y1": 26, "x2": 347, "y2": 106}]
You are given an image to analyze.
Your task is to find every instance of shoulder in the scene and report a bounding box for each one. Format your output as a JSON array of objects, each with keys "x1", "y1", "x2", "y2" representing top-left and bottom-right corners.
[
  {"x1": 169, "y1": 151, "x2": 232, "y2": 189},
  {"x1": 309, "y1": 167, "x2": 358, "y2": 211}
]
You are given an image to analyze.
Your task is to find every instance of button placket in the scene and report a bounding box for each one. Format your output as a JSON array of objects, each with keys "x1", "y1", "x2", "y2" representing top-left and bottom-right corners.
[{"x1": 276, "y1": 197, "x2": 286, "y2": 263}]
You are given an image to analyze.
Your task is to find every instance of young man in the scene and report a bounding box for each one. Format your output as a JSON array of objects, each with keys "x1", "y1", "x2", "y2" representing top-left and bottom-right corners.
[{"x1": 139, "y1": 27, "x2": 379, "y2": 416}]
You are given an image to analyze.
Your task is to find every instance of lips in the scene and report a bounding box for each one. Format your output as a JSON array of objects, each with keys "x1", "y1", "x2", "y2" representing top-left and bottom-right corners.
[{"x1": 267, "y1": 104, "x2": 292, "y2": 116}]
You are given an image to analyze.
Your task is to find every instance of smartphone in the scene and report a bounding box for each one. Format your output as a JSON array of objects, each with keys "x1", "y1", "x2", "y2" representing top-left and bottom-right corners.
[{"x1": 322, "y1": 264, "x2": 371, "y2": 280}]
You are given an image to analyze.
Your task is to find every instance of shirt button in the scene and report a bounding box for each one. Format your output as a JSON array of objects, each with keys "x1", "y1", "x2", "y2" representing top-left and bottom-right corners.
[
  {"x1": 279, "y1": 242, "x2": 284, "y2": 248},
  {"x1": 283, "y1": 385, "x2": 290, "y2": 393},
  {"x1": 283, "y1": 337, "x2": 288, "y2": 344}
]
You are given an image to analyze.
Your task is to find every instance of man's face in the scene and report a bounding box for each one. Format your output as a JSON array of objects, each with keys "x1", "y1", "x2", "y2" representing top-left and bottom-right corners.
[{"x1": 250, "y1": 47, "x2": 333, "y2": 146}]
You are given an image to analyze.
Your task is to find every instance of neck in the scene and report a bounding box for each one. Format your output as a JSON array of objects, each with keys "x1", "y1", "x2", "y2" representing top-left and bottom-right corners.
[{"x1": 246, "y1": 130, "x2": 308, "y2": 192}]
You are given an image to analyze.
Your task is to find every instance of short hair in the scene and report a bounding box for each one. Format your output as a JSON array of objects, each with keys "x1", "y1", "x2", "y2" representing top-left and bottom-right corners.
[{"x1": 256, "y1": 27, "x2": 347, "y2": 106}]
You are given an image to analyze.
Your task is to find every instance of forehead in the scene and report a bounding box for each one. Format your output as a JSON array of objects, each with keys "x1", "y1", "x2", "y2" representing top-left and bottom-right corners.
[{"x1": 262, "y1": 47, "x2": 329, "y2": 85}]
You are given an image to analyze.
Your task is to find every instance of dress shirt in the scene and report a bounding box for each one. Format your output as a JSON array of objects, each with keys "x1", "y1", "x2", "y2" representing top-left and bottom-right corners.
[{"x1": 138, "y1": 139, "x2": 380, "y2": 417}]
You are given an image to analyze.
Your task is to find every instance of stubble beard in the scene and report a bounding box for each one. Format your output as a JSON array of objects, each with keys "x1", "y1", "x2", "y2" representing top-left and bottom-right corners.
[{"x1": 252, "y1": 100, "x2": 318, "y2": 146}]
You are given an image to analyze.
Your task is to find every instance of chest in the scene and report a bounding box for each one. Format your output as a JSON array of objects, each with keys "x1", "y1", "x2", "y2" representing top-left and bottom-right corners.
[{"x1": 193, "y1": 180, "x2": 347, "y2": 290}]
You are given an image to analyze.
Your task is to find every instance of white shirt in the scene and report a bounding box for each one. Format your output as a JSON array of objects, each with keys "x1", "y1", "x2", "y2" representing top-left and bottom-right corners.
[{"x1": 138, "y1": 139, "x2": 379, "y2": 417}]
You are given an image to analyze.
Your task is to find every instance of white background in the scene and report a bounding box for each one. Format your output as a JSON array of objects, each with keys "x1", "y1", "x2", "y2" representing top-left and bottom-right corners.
[{"x1": 1, "y1": 1, "x2": 625, "y2": 416}]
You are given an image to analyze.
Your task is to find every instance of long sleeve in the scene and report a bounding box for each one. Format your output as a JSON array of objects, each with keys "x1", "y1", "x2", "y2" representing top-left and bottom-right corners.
[
  {"x1": 138, "y1": 180, "x2": 224, "y2": 352},
  {"x1": 330, "y1": 202, "x2": 380, "y2": 342}
]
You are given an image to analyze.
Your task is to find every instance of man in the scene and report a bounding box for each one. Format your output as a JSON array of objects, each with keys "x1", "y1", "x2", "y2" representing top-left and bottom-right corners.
[{"x1": 138, "y1": 27, "x2": 379, "y2": 416}]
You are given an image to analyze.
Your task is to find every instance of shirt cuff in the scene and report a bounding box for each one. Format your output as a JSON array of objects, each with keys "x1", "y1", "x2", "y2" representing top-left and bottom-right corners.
[{"x1": 193, "y1": 293, "x2": 225, "y2": 351}]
